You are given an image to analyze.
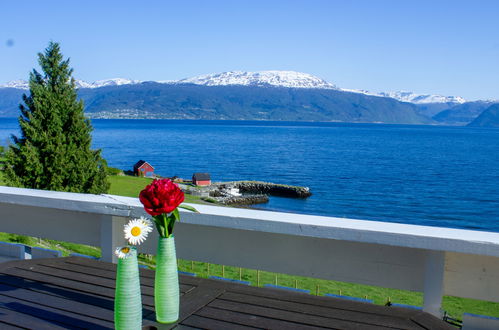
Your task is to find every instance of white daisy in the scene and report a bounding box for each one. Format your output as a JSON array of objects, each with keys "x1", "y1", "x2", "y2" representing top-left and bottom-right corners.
[
  {"x1": 138, "y1": 216, "x2": 154, "y2": 228},
  {"x1": 115, "y1": 246, "x2": 133, "y2": 259},
  {"x1": 124, "y1": 217, "x2": 153, "y2": 245}
]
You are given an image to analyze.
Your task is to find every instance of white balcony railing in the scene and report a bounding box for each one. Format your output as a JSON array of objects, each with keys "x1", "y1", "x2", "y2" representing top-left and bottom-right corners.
[{"x1": 0, "y1": 185, "x2": 498, "y2": 318}]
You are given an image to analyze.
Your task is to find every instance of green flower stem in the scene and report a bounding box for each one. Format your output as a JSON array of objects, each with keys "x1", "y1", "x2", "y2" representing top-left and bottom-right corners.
[
  {"x1": 162, "y1": 213, "x2": 168, "y2": 237},
  {"x1": 152, "y1": 205, "x2": 198, "y2": 238}
]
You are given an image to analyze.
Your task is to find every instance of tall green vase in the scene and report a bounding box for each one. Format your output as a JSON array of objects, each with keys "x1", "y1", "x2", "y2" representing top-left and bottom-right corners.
[
  {"x1": 155, "y1": 236, "x2": 179, "y2": 323},
  {"x1": 114, "y1": 247, "x2": 142, "y2": 330}
]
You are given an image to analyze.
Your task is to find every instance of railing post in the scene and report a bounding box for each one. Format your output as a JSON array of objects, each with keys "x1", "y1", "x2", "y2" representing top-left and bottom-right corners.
[
  {"x1": 423, "y1": 250, "x2": 445, "y2": 317},
  {"x1": 100, "y1": 215, "x2": 127, "y2": 263}
]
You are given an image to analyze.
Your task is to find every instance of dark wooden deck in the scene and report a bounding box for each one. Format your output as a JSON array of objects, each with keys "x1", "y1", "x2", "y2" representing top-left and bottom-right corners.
[{"x1": 0, "y1": 257, "x2": 453, "y2": 329}]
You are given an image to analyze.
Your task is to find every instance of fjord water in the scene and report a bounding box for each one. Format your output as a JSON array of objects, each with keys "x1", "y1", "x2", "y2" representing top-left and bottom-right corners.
[{"x1": 1, "y1": 118, "x2": 498, "y2": 232}]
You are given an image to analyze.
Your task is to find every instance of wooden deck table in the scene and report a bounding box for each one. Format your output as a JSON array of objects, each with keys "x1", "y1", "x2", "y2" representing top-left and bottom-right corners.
[{"x1": 0, "y1": 257, "x2": 453, "y2": 329}]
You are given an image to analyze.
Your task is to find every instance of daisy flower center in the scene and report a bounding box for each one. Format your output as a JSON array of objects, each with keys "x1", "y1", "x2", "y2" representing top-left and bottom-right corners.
[
  {"x1": 131, "y1": 226, "x2": 141, "y2": 237},
  {"x1": 121, "y1": 247, "x2": 130, "y2": 254}
]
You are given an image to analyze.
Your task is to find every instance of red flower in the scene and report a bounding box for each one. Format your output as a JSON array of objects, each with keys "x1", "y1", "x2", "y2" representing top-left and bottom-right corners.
[{"x1": 139, "y1": 179, "x2": 185, "y2": 216}]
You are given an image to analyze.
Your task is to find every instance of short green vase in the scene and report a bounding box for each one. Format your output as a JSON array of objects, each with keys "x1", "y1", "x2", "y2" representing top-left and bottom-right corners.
[
  {"x1": 114, "y1": 247, "x2": 142, "y2": 330},
  {"x1": 155, "y1": 236, "x2": 179, "y2": 323}
]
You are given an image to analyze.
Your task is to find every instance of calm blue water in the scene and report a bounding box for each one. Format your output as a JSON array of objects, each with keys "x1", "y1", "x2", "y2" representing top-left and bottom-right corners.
[{"x1": 1, "y1": 118, "x2": 498, "y2": 232}]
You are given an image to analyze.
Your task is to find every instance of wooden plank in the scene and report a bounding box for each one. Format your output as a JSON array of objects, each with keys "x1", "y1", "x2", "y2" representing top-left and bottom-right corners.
[
  {"x1": 2, "y1": 266, "x2": 115, "y2": 295},
  {"x1": 37, "y1": 263, "x2": 149, "y2": 287},
  {"x1": 182, "y1": 314, "x2": 258, "y2": 330},
  {"x1": 14, "y1": 261, "x2": 155, "y2": 296},
  {"x1": 0, "y1": 282, "x2": 114, "y2": 321},
  {"x1": 196, "y1": 306, "x2": 331, "y2": 330},
  {"x1": 179, "y1": 273, "x2": 205, "y2": 287},
  {"x1": 56, "y1": 257, "x2": 196, "y2": 293},
  {"x1": 0, "y1": 272, "x2": 117, "y2": 310},
  {"x1": 62, "y1": 257, "x2": 155, "y2": 279},
  {"x1": 42, "y1": 261, "x2": 193, "y2": 294},
  {"x1": 173, "y1": 325, "x2": 203, "y2": 330},
  {"x1": 0, "y1": 258, "x2": 29, "y2": 272},
  {"x1": 0, "y1": 267, "x2": 155, "y2": 307},
  {"x1": 0, "y1": 293, "x2": 114, "y2": 329},
  {"x1": 142, "y1": 324, "x2": 201, "y2": 330},
  {"x1": 208, "y1": 299, "x2": 397, "y2": 330},
  {"x1": 63, "y1": 256, "x2": 176, "y2": 282},
  {"x1": 202, "y1": 277, "x2": 418, "y2": 319},
  {"x1": 411, "y1": 312, "x2": 455, "y2": 330},
  {"x1": 13, "y1": 263, "x2": 155, "y2": 296},
  {"x1": 68, "y1": 260, "x2": 203, "y2": 291},
  {"x1": 44, "y1": 260, "x2": 122, "y2": 279},
  {"x1": 218, "y1": 291, "x2": 419, "y2": 329},
  {"x1": 178, "y1": 286, "x2": 225, "y2": 321},
  {"x1": 0, "y1": 305, "x2": 71, "y2": 330},
  {"x1": 0, "y1": 320, "x2": 22, "y2": 330}
]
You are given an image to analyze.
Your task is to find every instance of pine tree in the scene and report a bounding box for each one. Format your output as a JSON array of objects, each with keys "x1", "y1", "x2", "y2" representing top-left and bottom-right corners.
[{"x1": 5, "y1": 42, "x2": 109, "y2": 194}]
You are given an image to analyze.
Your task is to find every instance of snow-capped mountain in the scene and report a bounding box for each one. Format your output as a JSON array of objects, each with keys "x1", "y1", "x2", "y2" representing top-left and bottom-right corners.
[
  {"x1": 377, "y1": 91, "x2": 466, "y2": 104},
  {"x1": 74, "y1": 78, "x2": 141, "y2": 88},
  {"x1": 1, "y1": 78, "x2": 141, "y2": 90},
  {"x1": 1, "y1": 80, "x2": 29, "y2": 89},
  {"x1": 178, "y1": 71, "x2": 338, "y2": 89},
  {"x1": 0, "y1": 71, "x2": 467, "y2": 104},
  {"x1": 86, "y1": 78, "x2": 141, "y2": 88},
  {"x1": 342, "y1": 88, "x2": 466, "y2": 104},
  {"x1": 74, "y1": 80, "x2": 94, "y2": 89}
]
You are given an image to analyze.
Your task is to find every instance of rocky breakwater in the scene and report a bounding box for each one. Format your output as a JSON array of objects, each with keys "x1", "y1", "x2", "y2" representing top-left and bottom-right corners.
[
  {"x1": 224, "y1": 181, "x2": 312, "y2": 198},
  {"x1": 211, "y1": 194, "x2": 269, "y2": 206}
]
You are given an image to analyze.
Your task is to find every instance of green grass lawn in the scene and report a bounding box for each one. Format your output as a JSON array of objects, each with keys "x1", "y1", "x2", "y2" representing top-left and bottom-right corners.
[
  {"x1": 1, "y1": 172, "x2": 498, "y2": 320},
  {"x1": 107, "y1": 175, "x2": 203, "y2": 204},
  {"x1": 107, "y1": 175, "x2": 154, "y2": 197}
]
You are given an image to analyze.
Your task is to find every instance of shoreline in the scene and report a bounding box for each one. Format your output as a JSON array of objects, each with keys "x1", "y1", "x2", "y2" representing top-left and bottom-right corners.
[{"x1": 181, "y1": 180, "x2": 312, "y2": 206}]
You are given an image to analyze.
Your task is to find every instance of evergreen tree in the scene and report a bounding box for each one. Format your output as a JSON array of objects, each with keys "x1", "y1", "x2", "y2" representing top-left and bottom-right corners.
[{"x1": 5, "y1": 42, "x2": 109, "y2": 194}]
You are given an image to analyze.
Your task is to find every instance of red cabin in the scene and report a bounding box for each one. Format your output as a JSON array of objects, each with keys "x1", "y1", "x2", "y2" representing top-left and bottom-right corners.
[
  {"x1": 133, "y1": 160, "x2": 154, "y2": 177},
  {"x1": 192, "y1": 173, "x2": 211, "y2": 186}
]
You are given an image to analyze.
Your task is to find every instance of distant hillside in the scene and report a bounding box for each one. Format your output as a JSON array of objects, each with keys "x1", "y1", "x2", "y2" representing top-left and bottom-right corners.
[
  {"x1": 467, "y1": 103, "x2": 499, "y2": 127},
  {"x1": 1, "y1": 83, "x2": 431, "y2": 124},
  {"x1": 79, "y1": 83, "x2": 430, "y2": 124},
  {"x1": 414, "y1": 102, "x2": 463, "y2": 119},
  {"x1": 431, "y1": 101, "x2": 494, "y2": 125}
]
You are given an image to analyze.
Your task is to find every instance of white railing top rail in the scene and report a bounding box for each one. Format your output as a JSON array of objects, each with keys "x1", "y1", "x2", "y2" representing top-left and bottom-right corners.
[{"x1": 1, "y1": 185, "x2": 498, "y2": 257}]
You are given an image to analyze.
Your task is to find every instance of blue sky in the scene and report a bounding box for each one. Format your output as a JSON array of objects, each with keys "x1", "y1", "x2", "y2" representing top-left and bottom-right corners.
[{"x1": 1, "y1": 0, "x2": 498, "y2": 100}]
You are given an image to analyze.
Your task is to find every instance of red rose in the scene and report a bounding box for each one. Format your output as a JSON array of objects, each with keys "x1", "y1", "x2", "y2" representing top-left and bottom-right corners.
[{"x1": 139, "y1": 179, "x2": 185, "y2": 216}]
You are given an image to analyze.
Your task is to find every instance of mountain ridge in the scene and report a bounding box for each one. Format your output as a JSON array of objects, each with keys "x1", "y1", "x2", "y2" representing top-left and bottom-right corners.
[
  {"x1": 75, "y1": 83, "x2": 431, "y2": 124},
  {"x1": 1, "y1": 71, "x2": 497, "y2": 125},
  {"x1": 1, "y1": 70, "x2": 470, "y2": 105}
]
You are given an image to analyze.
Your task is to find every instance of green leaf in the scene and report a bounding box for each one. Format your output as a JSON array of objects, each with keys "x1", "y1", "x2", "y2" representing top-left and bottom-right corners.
[
  {"x1": 162, "y1": 213, "x2": 169, "y2": 238},
  {"x1": 172, "y1": 208, "x2": 180, "y2": 221},
  {"x1": 166, "y1": 212, "x2": 176, "y2": 237},
  {"x1": 179, "y1": 204, "x2": 199, "y2": 213}
]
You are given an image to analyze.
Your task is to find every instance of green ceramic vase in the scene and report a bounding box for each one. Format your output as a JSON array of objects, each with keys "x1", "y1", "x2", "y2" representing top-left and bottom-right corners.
[
  {"x1": 155, "y1": 236, "x2": 179, "y2": 323},
  {"x1": 114, "y1": 247, "x2": 142, "y2": 329}
]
